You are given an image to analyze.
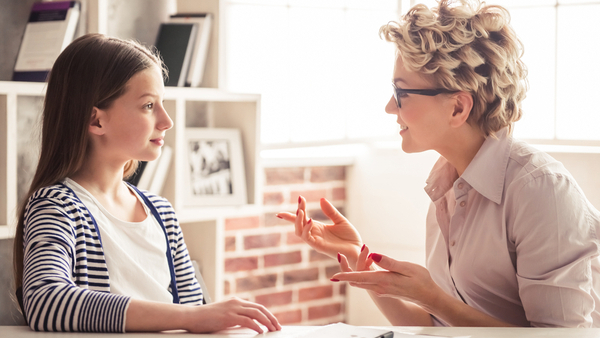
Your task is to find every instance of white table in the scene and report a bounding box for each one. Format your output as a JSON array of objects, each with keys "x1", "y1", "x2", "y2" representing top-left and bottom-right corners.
[{"x1": 3, "y1": 325, "x2": 600, "y2": 337}]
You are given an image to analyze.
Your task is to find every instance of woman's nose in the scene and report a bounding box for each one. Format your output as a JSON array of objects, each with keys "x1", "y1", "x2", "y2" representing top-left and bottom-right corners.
[{"x1": 385, "y1": 95, "x2": 398, "y2": 115}]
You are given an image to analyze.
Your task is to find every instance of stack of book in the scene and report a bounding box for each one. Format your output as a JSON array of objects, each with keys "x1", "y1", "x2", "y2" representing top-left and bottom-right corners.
[{"x1": 154, "y1": 13, "x2": 213, "y2": 87}]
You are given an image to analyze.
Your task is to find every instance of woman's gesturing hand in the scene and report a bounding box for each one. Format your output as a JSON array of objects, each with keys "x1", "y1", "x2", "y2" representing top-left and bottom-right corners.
[
  {"x1": 277, "y1": 197, "x2": 363, "y2": 262},
  {"x1": 331, "y1": 253, "x2": 443, "y2": 312},
  {"x1": 187, "y1": 297, "x2": 281, "y2": 333}
]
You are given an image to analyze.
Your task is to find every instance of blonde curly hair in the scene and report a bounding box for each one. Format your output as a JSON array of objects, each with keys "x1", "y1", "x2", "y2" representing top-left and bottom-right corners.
[{"x1": 380, "y1": 0, "x2": 528, "y2": 137}]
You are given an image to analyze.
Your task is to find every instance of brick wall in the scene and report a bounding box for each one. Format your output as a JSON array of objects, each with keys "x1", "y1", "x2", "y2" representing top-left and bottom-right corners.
[{"x1": 222, "y1": 166, "x2": 347, "y2": 325}]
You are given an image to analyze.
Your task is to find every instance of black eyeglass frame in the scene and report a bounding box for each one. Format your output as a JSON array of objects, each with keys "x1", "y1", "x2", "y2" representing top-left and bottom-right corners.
[{"x1": 392, "y1": 83, "x2": 458, "y2": 108}]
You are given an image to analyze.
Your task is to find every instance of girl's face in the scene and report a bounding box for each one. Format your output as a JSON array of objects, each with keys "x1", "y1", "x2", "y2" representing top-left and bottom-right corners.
[
  {"x1": 96, "y1": 65, "x2": 172, "y2": 163},
  {"x1": 385, "y1": 54, "x2": 456, "y2": 154}
]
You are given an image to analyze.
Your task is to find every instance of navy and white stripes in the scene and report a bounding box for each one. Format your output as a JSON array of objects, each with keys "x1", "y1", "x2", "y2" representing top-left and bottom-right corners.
[{"x1": 22, "y1": 183, "x2": 203, "y2": 332}]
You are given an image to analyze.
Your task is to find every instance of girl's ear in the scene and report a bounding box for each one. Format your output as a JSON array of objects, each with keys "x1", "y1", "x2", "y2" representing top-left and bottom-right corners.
[
  {"x1": 449, "y1": 92, "x2": 474, "y2": 128},
  {"x1": 89, "y1": 107, "x2": 106, "y2": 136}
]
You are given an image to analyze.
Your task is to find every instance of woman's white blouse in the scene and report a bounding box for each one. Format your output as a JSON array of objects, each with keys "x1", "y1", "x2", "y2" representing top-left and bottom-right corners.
[{"x1": 425, "y1": 128, "x2": 600, "y2": 327}]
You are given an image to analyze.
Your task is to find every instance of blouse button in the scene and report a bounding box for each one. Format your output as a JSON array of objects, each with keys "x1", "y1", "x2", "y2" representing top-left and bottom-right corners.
[
  {"x1": 458, "y1": 183, "x2": 464, "y2": 189},
  {"x1": 460, "y1": 201, "x2": 466, "y2": 207},
  {"x1": 450, "y1": 240, "x2": 456, "y2": 246}
]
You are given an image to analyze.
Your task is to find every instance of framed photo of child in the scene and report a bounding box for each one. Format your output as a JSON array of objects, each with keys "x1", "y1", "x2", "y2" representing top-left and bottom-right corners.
[{"x1": 184, "y1": 128, "x2": 247, "y2": 206}]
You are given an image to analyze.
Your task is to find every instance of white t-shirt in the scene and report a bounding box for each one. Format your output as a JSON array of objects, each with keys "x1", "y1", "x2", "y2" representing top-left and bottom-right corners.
[{"x1": 64, "y1": 178, "x2": 173, "y2": 303}]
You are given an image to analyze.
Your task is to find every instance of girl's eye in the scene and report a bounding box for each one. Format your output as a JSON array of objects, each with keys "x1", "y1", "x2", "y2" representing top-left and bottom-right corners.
[
  {"x1": 398, "y1": 92, "x2": 409, "y2": 98},
  {"x1": 145, "y1": 103, "x2": 154, "y2": 109}
]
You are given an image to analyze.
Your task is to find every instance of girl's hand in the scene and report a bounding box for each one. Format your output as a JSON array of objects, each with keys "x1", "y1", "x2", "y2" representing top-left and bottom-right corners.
[
  {"x1": 330, "y1": 253, "x2": 442, "y2": 312},
  {"x1": 277, "y1": 197, "x2": 363, "y2": 263},
  {"x1": 186, "y1": 297, "x2": 281, "y2": 333}
]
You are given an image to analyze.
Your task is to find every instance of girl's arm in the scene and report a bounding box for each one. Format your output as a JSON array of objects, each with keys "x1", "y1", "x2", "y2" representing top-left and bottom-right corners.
[{"x1": 125, "y1": 298, "x2": 280, "y2": 333}]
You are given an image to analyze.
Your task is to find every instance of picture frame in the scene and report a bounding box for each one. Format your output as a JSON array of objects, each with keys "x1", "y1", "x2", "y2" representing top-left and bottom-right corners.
[{"x1": 184, "y1": 128, "x2": 247, "y2": 206}]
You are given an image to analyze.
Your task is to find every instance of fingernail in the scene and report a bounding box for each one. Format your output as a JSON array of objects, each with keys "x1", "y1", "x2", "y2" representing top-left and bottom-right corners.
[
  {"x1": 337, "y1": 252, "x2": 341, "y2": 263},
  {"x1": 370, "y1": 253, "x2": 382, "y2": 263},
  {"x1": 298, "y1": 196, "x2": 301, "y2": 204},
  {"x1": 296, "y1": 209, "x2": 299, "y2": 216},
  {"x1": 276, "y1": 214, "x2": 283, "y2": 219},
  {"x1": 330, "y1": 278, "x2": 339, "y2": 282},
  {"x1": 361, "y1": 244, "x2": 366, "y2": 252},
  {"x1": 308, "y1": 218, "x2": 312, "y2": 224}
]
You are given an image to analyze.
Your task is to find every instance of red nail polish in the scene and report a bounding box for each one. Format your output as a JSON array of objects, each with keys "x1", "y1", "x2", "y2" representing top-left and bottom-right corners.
[
  {"x1": 308, "y1": 218, "x2": 312, "y2": 224},
  {"x1": 298, "y1": 196, "x2": 301, "y2": 204},
  {"x1": 296, "y1": 209, "x2": 299, "y2": 216},
  {"x1": 330, "y1": 278, "x2": 339, "y2": 282},
  {"x1": 370, "y1": 253, "x2": 382, "y2": 263},
  {"x1": 337, "y1": 252, "x2": 341, "y2": 263},
  {"x1": 361, "y1": 244, "x2": 366, "y2": 252},
  {"x1": 276, "y1": 214, "x2": 283, "y2": 219}
]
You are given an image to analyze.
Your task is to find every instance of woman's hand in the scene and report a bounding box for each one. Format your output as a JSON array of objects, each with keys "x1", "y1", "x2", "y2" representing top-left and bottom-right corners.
[
  {"x1": 277, "y1": 197, "x2": 363, "y2": 263},
  {"x1": 186, "y1": 297, "x2": 281, "y2": 333},
  {"x1": 331, "y1": 253, "x2": 442, "y2": 312}
]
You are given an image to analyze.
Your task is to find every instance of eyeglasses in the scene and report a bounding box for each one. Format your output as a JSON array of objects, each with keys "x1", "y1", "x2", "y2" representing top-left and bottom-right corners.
[{"x1": 392, "y1": 83, "x2": 458, "y2": 108}]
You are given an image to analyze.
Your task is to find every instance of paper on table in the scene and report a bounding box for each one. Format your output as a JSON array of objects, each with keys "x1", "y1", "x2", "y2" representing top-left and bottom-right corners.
[{"x1": 296, "y1": 323, "x2": 472, "y2": 338}]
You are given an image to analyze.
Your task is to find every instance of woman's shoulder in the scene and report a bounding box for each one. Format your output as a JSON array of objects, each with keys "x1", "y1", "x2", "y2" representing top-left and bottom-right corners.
[{"x1": 507, "y1": 139, "x2": 572, "y2": 182}]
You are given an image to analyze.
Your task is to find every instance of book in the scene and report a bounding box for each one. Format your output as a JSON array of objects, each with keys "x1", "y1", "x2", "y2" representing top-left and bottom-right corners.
[
  {"x1": 148, "y1": 145, "x2": 172, "y2": 195},
  {"x1": 137, "y1": 157, "x2": 159, "y2": 191},
  {"x1": 170, "y1": 13, "x2": 213, "y2": 87},
  {"x1": 154, "y1": 22, "x2": 197, "y2": 87},
  {"x1": 125, "y1": 161, "x2": 147, "y2": 187},
  {"x1": 13, "y1": 1, "x2": 80, "y2": 82}
]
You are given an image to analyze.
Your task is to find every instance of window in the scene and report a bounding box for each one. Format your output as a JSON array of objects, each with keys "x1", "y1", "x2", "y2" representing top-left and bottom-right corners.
[
  {"x1": 224, "y1": 0, "x2": 600, "y2": 146},
  {"x1": 224, "y1": 0, "x2": 399, "y2": 145}
]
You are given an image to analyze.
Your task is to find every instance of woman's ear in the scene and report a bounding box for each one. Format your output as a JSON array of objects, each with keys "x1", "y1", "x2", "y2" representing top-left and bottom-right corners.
[
  {"x1": 449, "y1": 92, "x2": 473, "y2": 128},
  {"x1": 89, "y1": 107, "x2": 106, "y2": 136}
]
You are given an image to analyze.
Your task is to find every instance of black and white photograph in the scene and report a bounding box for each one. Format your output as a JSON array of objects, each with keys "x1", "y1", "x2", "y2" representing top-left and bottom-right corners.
[
  {"x1": 184, "y1": 128, "x2": 246, "y2": 206},
  {"x1": 188, "y1": 139, "x2": 232, "y2": 196}
]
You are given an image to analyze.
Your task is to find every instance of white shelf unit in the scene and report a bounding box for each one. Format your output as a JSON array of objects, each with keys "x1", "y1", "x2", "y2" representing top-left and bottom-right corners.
[{"x1": 0, "y1": 81, "x2": 262, "y2": 302}]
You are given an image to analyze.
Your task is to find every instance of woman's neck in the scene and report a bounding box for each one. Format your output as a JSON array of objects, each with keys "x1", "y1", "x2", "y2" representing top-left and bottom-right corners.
[{"x1": 436, "y1": 125, "x2": 486, "y2": 177}]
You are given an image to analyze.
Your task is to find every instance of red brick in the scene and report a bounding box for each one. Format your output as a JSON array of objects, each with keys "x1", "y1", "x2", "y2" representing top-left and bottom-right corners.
[
  {"x1": 225, "y1": 256, "x2": 258, "y2": 272},
  {"x1": 310, "y1": 166, "x2": 346, "y2": 182},
  {"x1": 310, "y1": 249, "x2": 332, "y2": 262},
  {"x1": 299, "y1": 285, "x2": 334, "y2": 302},
  {"x1": 307, "y1": 208, "x2": 327, "y2": 221},
  {"x1": 284, "y1": 268, "x2": 319, "y2": 285},
  {"x1": 325, "y1": 265, "x2": 341, "y2": 278},
  {"x1": 308, "y1": 303, "x2": 342, "y2": 320},
  {"x1": 244, "y1": 233, "x2": 281, "y2": 249},
  {"x1": 290, "y1": 189, "x2": 327, "y2": 203},
  {"x1": 264, "y1": 251, "x2": 302, "y2": 267},
  {"x1": 225, "y1": 216, "x2": 260, "y2": 231},
  {"x1": 264, "y1": 212, "x2": 290, "y2": 227},
  {"x1": 224, "y1": 280, "x2": 230, "y2": 295},
  {"x1": 332, "y1": 187, "x2": 346, "y2": 201},
  {"x1": 263, "y1": 191, "x2": 285, "y2": 205},
  {"x1": 265, "y1": 167, "x2": 305, "y2": 185},
  {"x1": 286, "y1": 231, "x2": 304, "y2": 245},
  {"x1": 225, "y1": 236, "x2": 236, "y2": 252},
  {"x1": 236, "y1": 274, "x2": 278, "y2": 292},
  {"x1": 274, "y1": 309, "x2": 302, "y2": 324},
  {"x1": 339, "y1": 283, "x2": 347, "y2": 295},
  {"x1": 255, "y1": 290, "x2": 293, "y2": 307}
]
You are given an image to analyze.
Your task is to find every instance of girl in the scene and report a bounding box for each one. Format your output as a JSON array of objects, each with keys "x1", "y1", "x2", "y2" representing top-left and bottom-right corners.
[
  {"x1": 279, "y1": 0, "x2": 600, "y2": 328},
  {"x1": 13, "y1": 33, "x2": 281, "y2": 333}
]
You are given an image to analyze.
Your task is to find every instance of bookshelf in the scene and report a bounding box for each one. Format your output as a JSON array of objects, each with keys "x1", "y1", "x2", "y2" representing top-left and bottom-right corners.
[{"x1": 0, "y1": 0, "x2": 261, "y2": 302}]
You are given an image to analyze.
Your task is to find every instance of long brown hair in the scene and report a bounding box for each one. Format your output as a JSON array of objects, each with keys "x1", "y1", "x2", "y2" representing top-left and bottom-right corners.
[{"x1": 13, "y1": 33, "x2": 165, "y2": 291}]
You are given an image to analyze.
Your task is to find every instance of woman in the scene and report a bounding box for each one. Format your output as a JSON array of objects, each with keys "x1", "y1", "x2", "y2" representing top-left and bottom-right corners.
[
  {"x1": 278, "y1": 0, "x2": 600, "y2": 327},
  {"x1": 13, "y1": 33, "x2": 281, "y2": 333}
]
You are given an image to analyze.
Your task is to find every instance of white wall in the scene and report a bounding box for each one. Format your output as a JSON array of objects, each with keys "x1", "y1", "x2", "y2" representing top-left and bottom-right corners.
[{"x1": 344, "y1": 144, "x2": 600, "y2": 326}]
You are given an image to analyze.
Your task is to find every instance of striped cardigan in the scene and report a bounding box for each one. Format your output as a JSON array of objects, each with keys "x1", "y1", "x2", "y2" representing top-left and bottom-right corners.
[{"x1": 22, "y1": 183, "x2": 203, "y2": 332}]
